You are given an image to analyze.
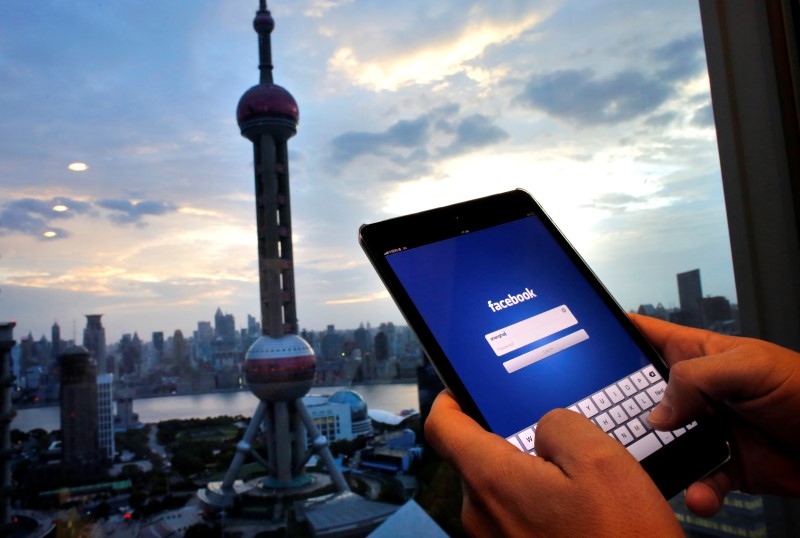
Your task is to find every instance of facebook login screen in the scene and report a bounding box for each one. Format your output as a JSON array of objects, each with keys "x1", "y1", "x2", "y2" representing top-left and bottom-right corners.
[{"x1": 386, "y1": 215, "x2": 650, "y2": 437}]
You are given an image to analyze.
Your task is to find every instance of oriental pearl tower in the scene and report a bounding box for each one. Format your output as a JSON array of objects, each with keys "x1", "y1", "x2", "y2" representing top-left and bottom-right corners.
[{"x1": 200, "y1": 1, "x2": 348, "y2": 509}]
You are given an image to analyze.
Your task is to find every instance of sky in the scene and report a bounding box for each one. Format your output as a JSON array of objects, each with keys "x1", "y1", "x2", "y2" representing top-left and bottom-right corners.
[{"x1": 0, "y1": 0, "x2": 736, "y2": 343}]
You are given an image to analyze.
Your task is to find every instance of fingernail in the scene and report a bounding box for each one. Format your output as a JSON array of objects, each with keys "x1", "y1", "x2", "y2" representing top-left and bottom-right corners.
[{"x1": 647, "y1": 391, "x2": 672, "y2": 426}]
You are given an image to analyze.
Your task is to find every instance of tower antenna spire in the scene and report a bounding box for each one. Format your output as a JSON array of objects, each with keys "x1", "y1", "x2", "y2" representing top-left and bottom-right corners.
[{"x1": 255, "y1": 0, "x2": 274, "y2": 84}]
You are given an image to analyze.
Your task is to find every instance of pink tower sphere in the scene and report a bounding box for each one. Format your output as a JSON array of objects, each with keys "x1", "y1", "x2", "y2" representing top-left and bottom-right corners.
[{"x1": 243, "y1": 334, "x2": 316, "y2": 401}]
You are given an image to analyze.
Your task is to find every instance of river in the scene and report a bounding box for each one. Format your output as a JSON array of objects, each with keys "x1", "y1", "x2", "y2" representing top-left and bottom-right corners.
[{"x1": 13, "y1": 383, "x2": 420, "y2": 432}]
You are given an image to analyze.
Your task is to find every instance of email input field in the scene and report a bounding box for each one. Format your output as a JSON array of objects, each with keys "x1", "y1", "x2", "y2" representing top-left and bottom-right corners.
[{"x1": 485, "y1": 305, "x2": 578, "y2": 357}]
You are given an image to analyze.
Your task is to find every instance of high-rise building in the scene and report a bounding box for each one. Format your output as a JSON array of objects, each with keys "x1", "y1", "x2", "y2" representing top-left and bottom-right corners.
[
  {"x1": 152, "y1": 331, "x2": 164, "y2": 356},
  {"x1": 214, "y1": 308, "x2": 236, "y2": 349},
  {"x1": 354, "y1": 323, "x2": 371, "y2": 355},
  {"x1": 83, "y1": 314, "x2": 107, "y2": 373},
  {"x1": 247, "y1": 314, "x2": 260, "y2": 336},
  {"x1": 676, "y1": 269, "x2": 703, "y2": 328},
  {"x1": 0, "y1": 322, "x2": 16, "y2": 530},
  {"x1": 321, "y1": 324, "x2": 344, "y2": 360},
  {"x1": 214, "y1": 307, "x2": 237, "y2": 350},
  {"x1": 116, "y1": 385, "x2": 135, "y2": 431},
  {"x1": 172, "y1": 329, "x2": 190, "y2": 377},
  {"x1": 118, "y1": 333, "x2": 142, "y2": 376},
  {"x1": 51, "y1": 322, "x2": 61, "y2": 363},
  {"x1": 97, "y1": 373, "x2": 115, "y2": 461},
  {"x1": 60, "y1": 345, "x2": 101, "y2": 464}
]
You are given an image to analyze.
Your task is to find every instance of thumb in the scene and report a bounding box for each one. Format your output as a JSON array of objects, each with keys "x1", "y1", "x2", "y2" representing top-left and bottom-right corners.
[{"x1": 647, "y1": 356, "x2": 722, "y2": 430}]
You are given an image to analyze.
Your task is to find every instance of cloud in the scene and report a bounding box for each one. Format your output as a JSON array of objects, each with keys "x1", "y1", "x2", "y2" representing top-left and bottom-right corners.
[
  {"x1": 0, "y1": 196, "x2": 178, "y2": 238},
  {"x1": 325, "y1": 8, "x2": 543, "y2": 91},
  {"x1": 691, "y1": 104, "x2": 714, "y2": 127},
  {"x1": 329, "y1": 117, "x2": 431, "y2": 165},
  {"x1": 514, "y1": 35, "x2": 706, "y2": 127},
  {"x1": 328, "y1": 105, "x2": 508, "y2": 179},
  {"x1": 96, "y1": 199, "x2": 179, "y2": 226},
  {"x1": 516, "y1": 68, "x2": 672, "y2": 125},
  {"x1": 652, "y1": 35, "x2": 706, "y2": 83},
  {"x1": 438, "y1": 114, "x2": 509, "y2": 156},
  {"x1": 304, "y1": 0, "x2": 355, "y2": 18},
  {"x1": 0, "y1": 197, "x2": 94, "y2": 239}
]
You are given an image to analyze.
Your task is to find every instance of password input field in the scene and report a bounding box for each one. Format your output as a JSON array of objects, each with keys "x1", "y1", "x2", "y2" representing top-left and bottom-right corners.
[
  {"x1": 485, "y1": 304, "x2": 578, "y2": 357},
  {"x1": 502, "y1": 329, "x2": 590, "y2": 373}
]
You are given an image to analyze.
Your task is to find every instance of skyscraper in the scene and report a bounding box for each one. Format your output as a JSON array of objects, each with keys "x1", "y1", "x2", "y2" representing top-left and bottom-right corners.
[
  {"x1": 677, "y1": 269, "x2": 703, "y2": 328},
  {"x1": 214, "y1": 307, "x2": 237, "y2": 350},
  {"x1": 51, "y1": 322, "x2": 61, "y2": 363},
  {"x1": 83, "y1": 314, "x2": 107, "y2": 373},
  {"x1": 97, "y1": 373, "x2": 115, "y2": 461},
  {"x1": 0, "y1": 322, "x2": 16, "y2": 529},
  {"x1": 60, "y1": 345, "x2": 101, "y2": 464}
]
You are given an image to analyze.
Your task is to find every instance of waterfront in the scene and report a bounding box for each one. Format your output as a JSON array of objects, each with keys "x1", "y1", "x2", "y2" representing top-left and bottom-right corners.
[{"x1": 13, "y1": 383, "x2": 420, "y2": 432}]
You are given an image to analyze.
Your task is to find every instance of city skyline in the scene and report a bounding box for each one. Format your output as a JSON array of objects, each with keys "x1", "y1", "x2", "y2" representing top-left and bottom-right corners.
[
  {"x1": 0, "y1": 1, "x2": 736, "y2": 343},
  {"x1": 9, "y1": 281, "x2": 734, "y2": 349}
]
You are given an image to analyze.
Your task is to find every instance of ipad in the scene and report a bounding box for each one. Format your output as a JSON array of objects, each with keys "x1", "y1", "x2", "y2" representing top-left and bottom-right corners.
[{"x1": 359, "y1": 189, "x2": 729, "y2": 498}]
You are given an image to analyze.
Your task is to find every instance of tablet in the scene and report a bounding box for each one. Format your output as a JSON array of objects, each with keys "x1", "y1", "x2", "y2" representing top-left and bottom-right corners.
[{"x1": 359, "y1": 189, "x2": 729, "y2": 498}]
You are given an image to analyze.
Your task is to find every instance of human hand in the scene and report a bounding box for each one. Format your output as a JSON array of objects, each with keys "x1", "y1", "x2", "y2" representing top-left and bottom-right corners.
[
  {"x1": 631, "y1": 314, "x2": 800, "y2": 516},
  {"x1": 425, "y1": 391, "x2": 682, "y2": 537}
]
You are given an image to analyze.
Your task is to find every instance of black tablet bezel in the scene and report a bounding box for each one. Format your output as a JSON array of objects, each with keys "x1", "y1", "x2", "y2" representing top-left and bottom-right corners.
[{"x1": 359, "y1": 189, "x2": 729, "y2": 498}]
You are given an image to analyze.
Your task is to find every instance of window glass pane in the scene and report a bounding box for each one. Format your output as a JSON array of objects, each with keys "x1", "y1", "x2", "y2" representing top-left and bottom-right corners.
[{"x1": 1, "y1": 1, "x2": 762, "y2": 536}]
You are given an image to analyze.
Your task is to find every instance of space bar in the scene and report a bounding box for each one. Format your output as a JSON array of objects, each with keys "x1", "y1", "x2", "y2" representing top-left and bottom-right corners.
[{"x1": 627, "y1": 433, "x2": 662, "y2": 461}]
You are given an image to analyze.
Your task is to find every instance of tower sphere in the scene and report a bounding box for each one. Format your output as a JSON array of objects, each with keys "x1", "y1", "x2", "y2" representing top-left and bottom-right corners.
[
  {"x1": 253, "y1": 11, "x2": 275, "y2": 34},
  {"x1": 237, "y1": 84, "x2": 299, "y2": 125},
  {"x1": 244, "y1": 334, "x2": 316, "y2": 401}
]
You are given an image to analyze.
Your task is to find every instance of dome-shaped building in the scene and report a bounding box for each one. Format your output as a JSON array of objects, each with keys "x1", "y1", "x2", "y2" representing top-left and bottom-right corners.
[{"x1": 330, "y1": 390, "x2": 372, "y2": 437}]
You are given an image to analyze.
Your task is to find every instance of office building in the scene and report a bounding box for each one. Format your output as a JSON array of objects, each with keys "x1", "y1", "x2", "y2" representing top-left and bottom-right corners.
[
  {"x1": 83, "y1": 314, "x2": 107, "y2": 374},
  {"x1": 51, "y1": 322, "x2": 61, "y2": 363},
  {"x1": 97, "y1": 373, "x2": 115, "y2": 461},
  {"x1": 60, "y1": 345, "x2": 101, "y2": 464},
  {"x1": 0, "y1": 322, "x2": 16, "y2": 530},
  {"x1": 676, "y1": 269, "x2": 703, "y2": 328},
  {"x1": 213, "y1": 307, "x2": 236, "y2": 350}
]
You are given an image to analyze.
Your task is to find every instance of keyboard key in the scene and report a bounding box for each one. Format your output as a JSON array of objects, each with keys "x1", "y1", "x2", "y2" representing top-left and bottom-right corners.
[
  {"x1": 606, "y1": 384, "x2": 625, "y2": 403},
  {"x1": 592, "y1": 391, "x2": 612, "y2": 411},
  {"x1": 614, "y1": 425, "x2": 634, "y2": 445},
  {"x1": 622, "y1": 398, "x2": 642, "y2": 417},
  {"x1": 655, "y1": 429, "x2": 675, "y2": 444},
  {"x1": 595, "y1": 413, "x2": 615, "y2": 432},
  {"x1": 646, "y1": 381, "x2": 667, "y2": 403},
  {"x1": 628, "y1": 418, "x2": 647, "y2": 438},
  {"x1": 507, "y1": 436, "x2": 523, "y2": 451},
  {"x1": 609, "y1": 405, "x2": 628, "y2": 425},
  {"x1": 642, "y1": 365, "x2": 660, "y2": 382},
  {"x1": 519, "y1": 428, "x2": 536, "y2": 451},
  {"x1": 628, "y1": 432, "x2": 663, "y2": 461},
  {"x1": 619, "y1": 377, "x2": 637, "y2": 397},
  {"x1": 578, "y1": 398, "x2": 599, "y2": 418},
  {"x1": 634, "y1": 391, "x2": 654, "y2": 410},
  {"x1": 631, "y1": 371, "x2": 650, "y2": 390},
  {"x1": 673, "y1": 427, "x2": 686, "y2": 437},
  {"x1": 639, "y1": 411, "x2": 654, "y2": 430}
]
